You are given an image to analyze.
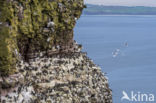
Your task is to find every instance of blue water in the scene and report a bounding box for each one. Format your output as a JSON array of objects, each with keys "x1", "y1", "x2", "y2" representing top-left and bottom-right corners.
[{"x1": 74, "y1": 15, "x2": 156, "y2": 103}]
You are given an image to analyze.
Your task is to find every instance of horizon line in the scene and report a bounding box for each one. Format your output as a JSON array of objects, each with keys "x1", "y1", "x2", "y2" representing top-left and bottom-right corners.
[{"x1": 85, "y1": 3, "x2": 156, "y2": 8}]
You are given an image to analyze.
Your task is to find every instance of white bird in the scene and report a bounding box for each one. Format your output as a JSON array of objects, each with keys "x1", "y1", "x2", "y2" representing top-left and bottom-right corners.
[
  {"x1": 56, "y1": 45, "x2": 60, "y2": 50},
  {"x1": 75, "y1": 17, "x2": 78, "y2": 21},
  {"x1": 112, "y1": 48, "x2": 121, "y2": 58},
  {"x1": 112, "y1": 53, "x2": 117, "y2": 58},
  {"x1": 116, "y1": 49, "x2": 120, "y2": 52},
  {"x1": 121, "y1": 91, "x2": 131, "y2": 101},
  {"x1": 47, "y1": 38, "x2": 51, "y2": 42},
  {"x1": 15, "y1": 49, "x2": 19, "y2": 56},
  {"x1": 47, "y1": 21, "x2": 55, "y2": 28}
]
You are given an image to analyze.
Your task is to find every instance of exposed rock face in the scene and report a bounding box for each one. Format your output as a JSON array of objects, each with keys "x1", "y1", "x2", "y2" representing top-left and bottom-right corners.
[
  {"x1": 0, "y1": 0, "x2": 112, "y2": 103},
  {"x1": 1, "y1": 44, "x2": 112, "y2": 103}
]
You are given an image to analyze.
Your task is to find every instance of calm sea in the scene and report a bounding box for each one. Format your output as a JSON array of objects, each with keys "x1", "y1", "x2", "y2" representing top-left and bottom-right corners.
[{"x1": 74, "y1": 15, "x2": 156, "y2": 103}]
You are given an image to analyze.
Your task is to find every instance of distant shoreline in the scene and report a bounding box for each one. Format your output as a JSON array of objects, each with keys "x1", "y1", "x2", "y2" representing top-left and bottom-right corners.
[
  {"x1": 82, "y1": 14, "x2": 156, "y2": 16},
  {"x1": 83, "y1": 4, "x2": 156, "y2": 16}
]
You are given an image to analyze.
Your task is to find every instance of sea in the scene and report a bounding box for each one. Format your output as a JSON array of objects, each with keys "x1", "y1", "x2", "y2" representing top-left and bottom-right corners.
[{"x1": 74, "y1": 15, "x2": 156, "y2": 103}]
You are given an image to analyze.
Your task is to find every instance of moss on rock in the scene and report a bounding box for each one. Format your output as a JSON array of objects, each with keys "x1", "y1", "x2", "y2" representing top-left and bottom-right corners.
[{"x1": 0, "y1": 0, "x2": 84, "y2": 76}]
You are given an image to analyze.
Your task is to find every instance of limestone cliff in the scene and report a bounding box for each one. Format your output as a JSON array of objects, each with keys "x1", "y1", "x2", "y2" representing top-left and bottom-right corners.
[{"x1": 0, "y1": 0, "x2": 112, "y2": 103}]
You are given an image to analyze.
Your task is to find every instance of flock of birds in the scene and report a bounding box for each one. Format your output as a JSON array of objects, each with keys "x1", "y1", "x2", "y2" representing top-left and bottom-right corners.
[{"x1": 112, "y1": 41, "x2": 128, "y2": 58}]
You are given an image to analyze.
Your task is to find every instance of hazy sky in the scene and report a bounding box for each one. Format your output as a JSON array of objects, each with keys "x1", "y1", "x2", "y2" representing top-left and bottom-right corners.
[{"x1": 85, "y1": 0, "x2": 156, "y2": 7}]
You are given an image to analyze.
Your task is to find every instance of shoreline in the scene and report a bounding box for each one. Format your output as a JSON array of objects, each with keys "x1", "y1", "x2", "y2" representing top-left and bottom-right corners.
[{"x1": 82, "y1": 14, "x2": 156, "y2": 17}]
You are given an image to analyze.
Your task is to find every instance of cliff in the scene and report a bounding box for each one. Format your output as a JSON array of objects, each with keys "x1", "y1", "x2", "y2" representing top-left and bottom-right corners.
[{"x1": 0, "y1": 0, "x2": 112, "y2": 103}]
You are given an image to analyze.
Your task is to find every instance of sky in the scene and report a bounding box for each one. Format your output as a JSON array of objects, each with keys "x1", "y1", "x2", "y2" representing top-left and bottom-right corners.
[{"x1": 84, "y1": 0, "x2": 156, "y2": 7}]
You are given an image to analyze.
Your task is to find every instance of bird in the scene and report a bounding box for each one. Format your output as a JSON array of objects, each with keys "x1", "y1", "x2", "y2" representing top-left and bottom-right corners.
[
  {"x1": 75, "y1": 17, "x2": 78, "y2": 21},
  {"x1": 47, "y1": 38, "x2": 51, "y2": 42},
  {"x1": 121, "y1": 91, "x2": 131, "y2": 101},
  {"x1": 112, "y1": 51, "x2": 118, "y2": 58},
  {"x1": 125, "y1": 42, "x2": 128, "y2": 47},
  {"x1": 47, "y1": 21, "x2": 55, "y2": 28},
  {"x1": 112, "y1": 48, "x2": 121, "y2": 58}
]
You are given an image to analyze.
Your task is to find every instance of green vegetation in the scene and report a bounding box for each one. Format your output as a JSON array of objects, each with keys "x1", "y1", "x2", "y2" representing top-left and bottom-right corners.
[
  {"x1": 83, "y1": 4, "x2": 156, "y2": 15},
  {"x1": 0, "y1": 0, "x2": 84, "y2": 76},
  {"x1": 0, "y1": 1, "x2": 17, "y2": 75}
]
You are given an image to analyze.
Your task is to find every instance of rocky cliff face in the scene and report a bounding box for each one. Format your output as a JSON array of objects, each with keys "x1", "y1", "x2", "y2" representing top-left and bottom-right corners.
[
  {"x1": 0, "y1": 0, "x2": 84, "y2": 75},
  {"x1": 0, "y1": 0, "x2": 112, "y2": 103}
]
